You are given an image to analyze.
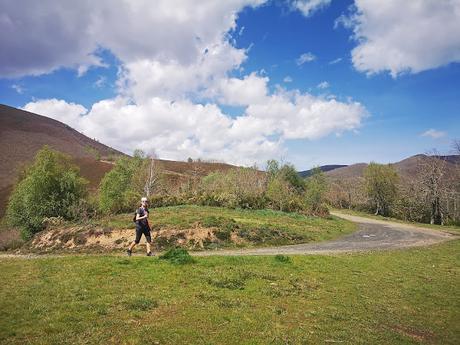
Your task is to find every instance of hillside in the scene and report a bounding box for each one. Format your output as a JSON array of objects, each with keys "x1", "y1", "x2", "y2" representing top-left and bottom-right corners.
[
  {"x1": 326, "y1": 154, "x2": 459, "y2": 180},
  {"x1": 298, "y1": 164, "x2": 347, "y2": 178},
  {"x1": 0, "y1": 104, "x2": 128, "y2": 217},
  {"x1": 0, "y1": 104, "x2": 238, "y2": 217}
]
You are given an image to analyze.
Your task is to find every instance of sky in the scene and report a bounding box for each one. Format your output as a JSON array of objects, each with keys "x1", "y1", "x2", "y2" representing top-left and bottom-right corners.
[{"x1": 1, "y1": 0, "x2": 459, "y2": 170}]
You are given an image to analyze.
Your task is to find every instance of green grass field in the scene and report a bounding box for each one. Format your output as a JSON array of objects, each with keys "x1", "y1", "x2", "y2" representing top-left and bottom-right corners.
[{"x1": 1, "y1": 240, "x2": 459, "y2": 344}]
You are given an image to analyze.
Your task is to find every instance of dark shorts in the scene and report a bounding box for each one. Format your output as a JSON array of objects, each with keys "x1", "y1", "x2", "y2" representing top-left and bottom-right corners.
[{"x1": 134, "y1": 225, "x2": 151, "y2": 244}]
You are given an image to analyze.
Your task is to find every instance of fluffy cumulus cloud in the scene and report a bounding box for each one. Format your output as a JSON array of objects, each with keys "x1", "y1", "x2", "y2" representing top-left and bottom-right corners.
[
  {"x1": 340, "y1": 0, "x2": 460, "y2": 77},
  {"x1": 24, "y1": 89, "x2": 367, "y2": 165},
  {"x1": 0, "y1": 0, "x2": 262, "y2": 77},
  {"x1": 6, "y1": 0, "x2": 369, "y2": 165},
  {"x1": 23, "y1": 99, "x2": 88, "y2": 129}
]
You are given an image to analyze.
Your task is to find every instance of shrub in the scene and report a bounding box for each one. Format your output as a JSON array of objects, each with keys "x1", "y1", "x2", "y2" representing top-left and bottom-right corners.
[
  {"x1": 274, "y1": 254, "x2": 291, "y2": 263},
  {"x1": 304, "y1": 167, "x2": 328, "y2": 213},
  {"x1": 6, "y1": 146, "x2": 88, "y2": 239},
  {"x1": 98, "y1": 155, "x2": 144, "y2": 214},
  {"x1": 159, "y1": 247, "x2": 195, "y2": 264}
]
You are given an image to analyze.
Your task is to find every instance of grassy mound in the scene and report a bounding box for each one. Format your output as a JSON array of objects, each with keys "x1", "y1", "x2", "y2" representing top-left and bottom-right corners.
[{"x1": 14, "y1": 205, "x2": 357, "y2": 254}]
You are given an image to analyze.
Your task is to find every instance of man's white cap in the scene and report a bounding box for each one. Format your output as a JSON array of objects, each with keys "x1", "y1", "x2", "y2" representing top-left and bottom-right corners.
[{"x1": 141, "y1": 197, "x2": 148, "y2": 202}]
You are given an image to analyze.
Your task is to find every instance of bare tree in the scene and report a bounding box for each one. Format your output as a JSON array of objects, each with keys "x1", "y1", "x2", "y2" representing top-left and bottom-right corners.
[
  {"x1": 452, "y1": 139, "x2": 460, "y2": 155},
  {"x1": 144, "y1": 150, "x2": 160, "y2": 198},
  {"x1": 417, "y1": 150, "x2": 447, "y2": 225}
]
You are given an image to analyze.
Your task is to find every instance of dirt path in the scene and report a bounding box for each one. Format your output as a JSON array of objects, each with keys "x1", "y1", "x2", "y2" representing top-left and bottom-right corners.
[
  {"x1": 1, "y1": 212, "x2": 457, "y2": 259},
  {"x1": 192, "y1": 212, "x2": 457, "y2": 256}
]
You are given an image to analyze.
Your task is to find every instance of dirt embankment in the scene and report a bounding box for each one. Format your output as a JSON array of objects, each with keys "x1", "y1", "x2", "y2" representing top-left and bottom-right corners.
[{"x1": 24, "y1": 222, "x2": 249, "y2": 253}]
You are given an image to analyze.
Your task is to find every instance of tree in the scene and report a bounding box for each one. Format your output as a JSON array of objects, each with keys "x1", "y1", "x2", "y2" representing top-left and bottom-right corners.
[
  {"x1": 142, "y1": 150, "x2": 160, "y2": 198},
  {"x1": 452, "y1": 139, "x2": 460, "y2": 155},
  {"x1": 417, "y1": 152, "x2": 447, "y2": 225},
  {"x1": 6, "y1": 146, "x2": 88, "y2": 238},
  {"x1": 266, "y1": 176, "x2": 295, "y2": 212},
  {"x1": 266, "y1": 159, "x2": 280, "y2": 180},
  {"x1": 98, "y1": 155, "x2": 143, "y2": 214},
  {"x1": 304, "y1": 167, "x2": 327, "y2": 211},
  {"x1": 364, "y1": 163, "x2": 399, "y2": 216},
  {"x1": 266, "y1": 160, "x2": 305, "y2": 192}
]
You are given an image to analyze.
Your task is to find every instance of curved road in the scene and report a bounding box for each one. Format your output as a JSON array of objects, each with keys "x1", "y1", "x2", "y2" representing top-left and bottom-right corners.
[{"x1": 193, "y1": 212, "x2": 458, "y2": 256}]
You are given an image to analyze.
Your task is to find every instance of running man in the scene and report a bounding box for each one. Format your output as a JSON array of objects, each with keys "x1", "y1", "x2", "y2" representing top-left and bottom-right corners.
[{"x1": 127, "y1": 197, "x2": 154, "y2": 256}]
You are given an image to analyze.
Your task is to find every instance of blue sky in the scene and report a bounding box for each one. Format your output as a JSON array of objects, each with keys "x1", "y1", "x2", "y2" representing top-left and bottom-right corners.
[{"x1": 1, "y1": 0, "x2": 459, "y2": 169}]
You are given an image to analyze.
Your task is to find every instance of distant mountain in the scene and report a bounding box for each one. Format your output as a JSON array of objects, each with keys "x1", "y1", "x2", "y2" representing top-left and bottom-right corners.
[
  {"x1": 326, "y1": 154, "x2": 459, "y2": 180},
  {"x1": 298, "y1": 165, "x2": 348, "y2": 178}
]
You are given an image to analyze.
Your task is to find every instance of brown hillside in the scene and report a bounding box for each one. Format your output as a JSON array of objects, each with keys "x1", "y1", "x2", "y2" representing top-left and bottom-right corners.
[
  {"x1": 0, "y1": 104, "x2": 124, "y2": 217},
  {"x1": 0, "y1": 104, "x2": 239, "y2": 218},
  {"x1": 326, "y1": 154, "x2": 459, "y2": 181}
]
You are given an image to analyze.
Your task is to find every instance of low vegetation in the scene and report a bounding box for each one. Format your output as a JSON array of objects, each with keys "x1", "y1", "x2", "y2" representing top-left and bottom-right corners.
[
  {"x1": 1, "y1": 240, "x2": 458, "y2": 344},
  {"x1": 21, "y1": 205, "x2": 356, "y2": 253}
]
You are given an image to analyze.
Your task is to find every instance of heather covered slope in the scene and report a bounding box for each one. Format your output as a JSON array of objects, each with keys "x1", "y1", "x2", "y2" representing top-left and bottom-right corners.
[
  {"x1": 0, "y1": 104, "x2": 125, "y2": 216},
  {"x1": 325, "y1": 154, "x2": 459, "y2": 180},
  {"x1": 0, "y1": 105, "x2": 239, "y2": 217}
]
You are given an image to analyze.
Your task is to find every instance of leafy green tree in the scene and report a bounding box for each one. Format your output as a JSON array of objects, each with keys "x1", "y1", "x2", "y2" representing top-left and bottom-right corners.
[
  {"x1": 304, "y1": 167, "x2": 328, "y2": 211},
  {"x1": 98, "y1": 155, "x2": 144, "y2": 214},
  {"x1": 279, "y1": 164, "x2": 305, "y2": 192},
  {"x1": 364, "y1": 162, "x2": 399, "y2": 216},
  {"x1": 266, "y1": 159, "x2": 280, "y2": 180},
  {"x1": 266, "y1": 160, "x2": 305, "y2": 192},
  {"x1": 6, "y1": 146, "x2": 88, "y2": 239}
]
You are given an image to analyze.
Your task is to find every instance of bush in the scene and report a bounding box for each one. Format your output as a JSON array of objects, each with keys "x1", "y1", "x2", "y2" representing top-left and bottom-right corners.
[
  {"x1": 159, "y1": 247, "x2": 195, "y2": 264},
  {"x1": 304, "y1": 167, "x2": 328, "y2": 213},
  {"x1": 6, "y1": 146, "x2": 88, "y2": 239},
  {"x1": 98, "y1": 155, "x2": 144, "y2": 214},
  {"x1": 274, "y1": 254, "x2": 291, "y2": 263}
]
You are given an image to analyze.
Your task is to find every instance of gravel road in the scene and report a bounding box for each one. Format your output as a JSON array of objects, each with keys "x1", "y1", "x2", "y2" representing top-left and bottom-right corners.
[{"x1": 192, "y1": 212, "x2": 457, "y2": 256}]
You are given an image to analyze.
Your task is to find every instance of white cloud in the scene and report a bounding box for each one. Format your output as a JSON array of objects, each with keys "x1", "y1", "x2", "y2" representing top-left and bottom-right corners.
[
  {"x1": 23, "y1": 99, "x2": 88, "y2": 129},
  {"x1": 421, "y1": 129, "x2": 447, "y2": 139},
  {"x1": 214, "y1": 72, "x2": 268, "y2": 106},
  {"x1": 296, "y1": 52, "x2": 316, "y2": 65},
  {"x1": 317, "y1": 81, "x2": 329, "y2": 89},
  {"x1": 340, "y1": 0, "x2": 460, "y2": 77},
  {"x1": 283, "y1": 76, "x2": 293, "y2": 83},
  {"x1": 93, "y1": 76, "x2": 107, "y2": 89},
  {"x1": 22, "y1": 89, "x2": 368, "y2": 166},
  {"x1": 329, "y1": 57, "x2": 342, "y2": 65},
  {"x1": 10, "y1": 1, "x2": 370, "y2": 166},
  {"x1": 292, "y1": 0, "x2": 331, "y2": 17},
  {"x1": 0, "y1": 0, "x2": 264, "y2": 78},
  {"x1": 244, "y1": 90, "x2": 367, "y2": 140},
  {"x1": 11, "y1": 84, "x2": 24, "y2": 94},
  {"x1": 120, "y1": 41, "x2": 247, "y2": 102}
]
